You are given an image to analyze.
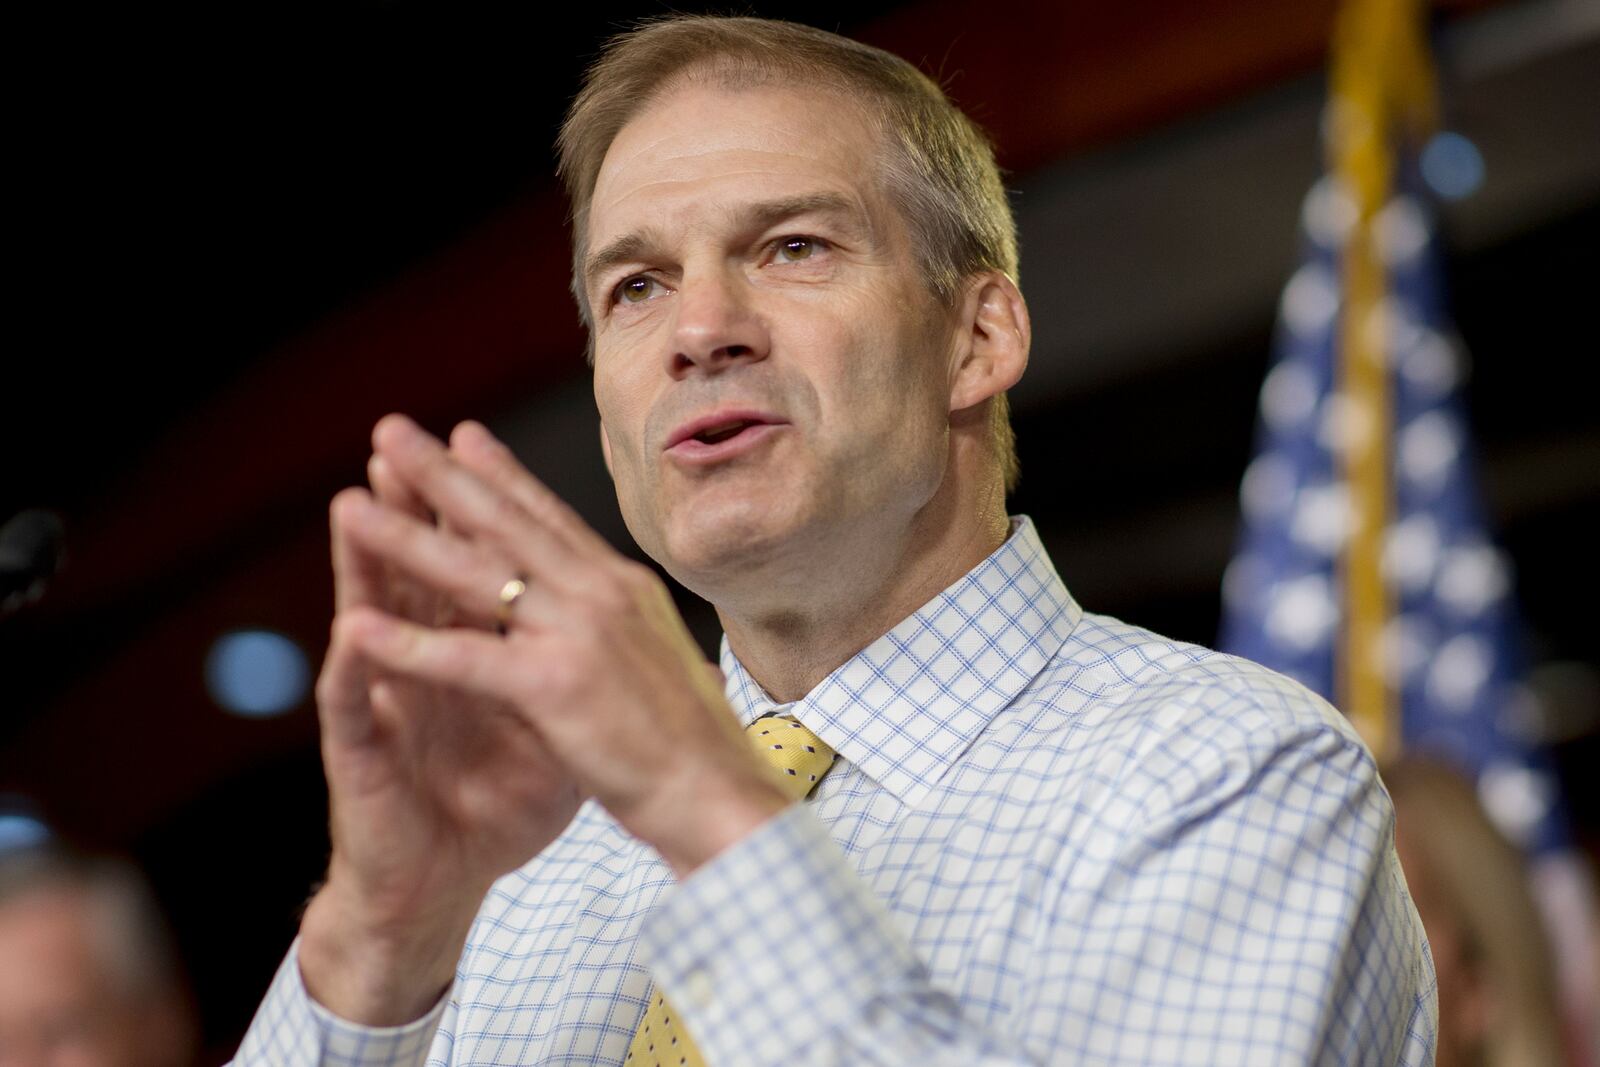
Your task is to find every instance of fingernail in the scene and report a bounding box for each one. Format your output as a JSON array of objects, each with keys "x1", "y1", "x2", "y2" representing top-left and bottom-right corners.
[
  {"x1": 375, "y1": 413, "x2": 425, "y2": 452},
  {"x1": 458, "y1": 420, "x2": 501, "y2": 452},
  {"x1": 340, "y1": 492, "x2": 377, "y2": 525}
]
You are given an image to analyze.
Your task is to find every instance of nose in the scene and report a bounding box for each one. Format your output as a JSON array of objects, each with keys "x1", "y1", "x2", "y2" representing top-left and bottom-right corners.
[{"x1": 667, "y1": 265, "x2": 769, "y2": 378}]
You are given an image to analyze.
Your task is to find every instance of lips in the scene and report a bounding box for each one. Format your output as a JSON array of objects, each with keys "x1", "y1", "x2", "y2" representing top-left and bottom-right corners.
[
  {"x1": 664, "y1": 409, "x2": 786, "y2": 450},
  {"x1": 663, "y1": 409, "x2": 788, "y2": 464}
]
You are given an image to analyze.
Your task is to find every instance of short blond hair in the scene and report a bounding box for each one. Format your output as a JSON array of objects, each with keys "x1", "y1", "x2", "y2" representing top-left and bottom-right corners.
[{"x1": 557, "y1": 15, "x2": 1021, "y2": 492}]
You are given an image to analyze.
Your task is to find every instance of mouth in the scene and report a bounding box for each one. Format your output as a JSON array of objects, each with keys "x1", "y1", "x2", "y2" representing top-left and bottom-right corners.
[{"x1": 664, "y1": 409, "x2": 788, "y2": 463}]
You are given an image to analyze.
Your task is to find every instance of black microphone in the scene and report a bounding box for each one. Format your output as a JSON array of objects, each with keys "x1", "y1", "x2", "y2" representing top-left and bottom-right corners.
[{"x1": 0, "y1": 510, "x2": 65, "y2": 617}]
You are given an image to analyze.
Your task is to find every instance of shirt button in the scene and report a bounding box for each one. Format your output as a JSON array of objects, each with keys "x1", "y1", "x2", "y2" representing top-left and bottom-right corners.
[{"x1": 682, "y1": 968, "x2": 715, "y2": 1008}]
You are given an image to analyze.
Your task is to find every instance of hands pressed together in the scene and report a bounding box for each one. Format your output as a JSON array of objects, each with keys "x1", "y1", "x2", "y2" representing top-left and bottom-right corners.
[{"x1": 299, "y1": 414, "x2": 790, "y2": 1025}]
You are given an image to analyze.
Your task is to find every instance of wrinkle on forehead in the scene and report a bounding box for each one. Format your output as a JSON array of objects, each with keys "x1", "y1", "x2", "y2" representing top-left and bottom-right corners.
[
  {"x1": 594, "y1": 163, "x2": 850, "y2": 223},
  {"x1": 587, "y1": 83, "x2": 887, "y2": 251}
]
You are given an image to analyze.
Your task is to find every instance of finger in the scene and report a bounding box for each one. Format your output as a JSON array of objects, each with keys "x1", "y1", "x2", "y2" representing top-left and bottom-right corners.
[
  {"x1": 702, "y1": 661, "x2": 727, "y2": 693},
  {"x1": 372, "y1": 414, "x2": 582, "y2": 583},
  {"x1": 367, "y1": 676, "x2": 421, "y2": 746},
  {"x1": 346, "y1": 609, "x2": 529, "y2": 709},
  {"x1": 335, "y1": 488, "x2": 547, "y2": 631},
  {"x1": 447, "y1": 421, "x2": 608, "y2": 557},
  {"x1": 315, "y1": 612, "x2": 378, "y2": 749},
  {"x1": 378, "y1": 447, "x2": 513, "y2": 630},
  {"x1": 331, "y1": 487, "x2": 393, "y2": 615},
  {"x1": 370, "y1": 454, "x2": 454, "y2": 624},
  {"x1": 373, "y1": 450, "x2": 473, "y2": 559},
  {"x1": 369, "y1": 454, "x2": 433, "y2": 525}
]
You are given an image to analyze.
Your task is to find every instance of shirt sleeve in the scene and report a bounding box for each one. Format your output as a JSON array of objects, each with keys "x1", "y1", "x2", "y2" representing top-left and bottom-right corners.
[
  {"x1": 638, "y1": 801, "x2": 1035, "y2": 1066},
  {"x1": 638, "y1": 710, "x2": 1438, "y2": 1066},
  {"x1": 229, "y1": 938, "x2": 455, "y2": 1067},
  {"x1": 1018, "y1": 708, "x2": 1438, "y2": 1065}
]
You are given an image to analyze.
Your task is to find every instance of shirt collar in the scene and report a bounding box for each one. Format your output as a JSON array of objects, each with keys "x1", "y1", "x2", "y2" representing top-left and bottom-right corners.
[{"x1": 720, "y1": 516, "x2": 1081, "y2": 807}]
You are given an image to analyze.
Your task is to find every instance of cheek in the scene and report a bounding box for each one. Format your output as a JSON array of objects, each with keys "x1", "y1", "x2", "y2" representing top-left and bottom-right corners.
[
  {"x1": 811, "y1": 319, "x2": 949, "y2": 495},
  {"x1": 593, "y1": 367, "x2": 650, "y2": 473},
  {"x1": 594, "y1": 362, "x2": 684, "y2": 548},
  {"x1": 848, "y1": 296, "x2": 951, "y2": 425}
]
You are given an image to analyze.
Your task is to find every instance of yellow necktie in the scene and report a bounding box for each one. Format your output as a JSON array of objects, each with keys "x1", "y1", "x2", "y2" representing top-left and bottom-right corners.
[{"x1": 625, "y1": 714, "x2": 836, "y2": 1067}]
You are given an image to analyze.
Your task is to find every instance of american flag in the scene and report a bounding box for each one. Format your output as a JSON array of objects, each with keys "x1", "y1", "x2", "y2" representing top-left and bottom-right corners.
[
  {"x1": 1220, "y1": 2, "x2": 1598, "y2": 1055},
  {"x1": 1218, "y1": 163, "x2": 1570, "y2": 857}
]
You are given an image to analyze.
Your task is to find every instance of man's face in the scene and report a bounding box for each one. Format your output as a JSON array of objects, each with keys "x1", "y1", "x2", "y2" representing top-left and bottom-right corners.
[
  {"x1": 585, "y1": 82, "x2": 958, "y2": 590},
  {"x1": 0, "y1": 889, "x2": 181, "y2": 1067}
]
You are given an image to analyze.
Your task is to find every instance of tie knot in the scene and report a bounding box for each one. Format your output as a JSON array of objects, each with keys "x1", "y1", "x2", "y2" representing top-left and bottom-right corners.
[{"x1": 745, "y1": 715, "x2": 836, "y2": 801}]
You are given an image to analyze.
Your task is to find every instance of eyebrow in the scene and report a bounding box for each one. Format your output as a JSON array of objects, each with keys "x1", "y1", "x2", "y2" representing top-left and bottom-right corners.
[{"x1": 582, "y1": 192, "x2": 873, "y2": 297}]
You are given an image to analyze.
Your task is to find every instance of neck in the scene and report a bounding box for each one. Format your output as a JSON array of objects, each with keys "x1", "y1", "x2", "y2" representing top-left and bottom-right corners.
[{"x1": 715, "y1": 465, "x2": 1010, "y2": 703}]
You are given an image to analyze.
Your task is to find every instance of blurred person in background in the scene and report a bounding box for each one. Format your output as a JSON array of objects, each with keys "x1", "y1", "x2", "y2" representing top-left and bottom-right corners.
[
  {"x1": 0, "y1": 845, "x2": 197, "y2": 1067},
  {"x1": 1386, "y1": 758, "x2": 1567, "y2": 1067}
]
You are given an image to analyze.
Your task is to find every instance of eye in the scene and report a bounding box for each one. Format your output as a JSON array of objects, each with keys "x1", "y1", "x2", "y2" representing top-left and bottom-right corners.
[
  {"x1": 773, "y1": 235, "x2": 826, "y2": 263},
  {"x1": 613, "y1": 275, "x2": 662, "y2": 306}
]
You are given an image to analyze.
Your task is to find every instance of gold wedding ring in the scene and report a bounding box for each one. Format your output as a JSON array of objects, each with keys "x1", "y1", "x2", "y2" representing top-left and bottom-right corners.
[{"x1": 495, "y1": 575, "x2": 529, "y2": 635}]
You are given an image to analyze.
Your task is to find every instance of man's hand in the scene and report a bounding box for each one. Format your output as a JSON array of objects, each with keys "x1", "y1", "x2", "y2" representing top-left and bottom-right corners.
[
  {"x1": 298, "y1": 431, "x2": 584, "y2": 1026},
  {"x1": 300, "y1": 414, "x2": 790, "y2": 1026},
  {"x1": 339, "y1": 415, "x2": 792, "y2": 870}
]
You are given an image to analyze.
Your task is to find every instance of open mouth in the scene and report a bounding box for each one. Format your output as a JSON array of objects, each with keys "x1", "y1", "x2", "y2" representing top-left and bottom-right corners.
[
  {"x1": 666, "y1": 410, "x2": 787, "y2": 460},
  {"x1": 693, "y1": 419, "x2": 759, "y2": 445}
]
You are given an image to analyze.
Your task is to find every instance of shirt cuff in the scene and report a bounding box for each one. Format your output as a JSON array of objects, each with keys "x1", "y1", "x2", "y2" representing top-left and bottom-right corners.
[
  {"x1": 232, "y1": 939, "x2": 449, "y2": 1067},
  {"x1": 637, "y1": 801, "x2": 924, "y2": 1066}
]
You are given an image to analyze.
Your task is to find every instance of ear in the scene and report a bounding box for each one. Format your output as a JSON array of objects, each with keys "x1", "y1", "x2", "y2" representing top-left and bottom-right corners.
[
  {"x1": 599, "y1": 421, "x2": 615, "y2": 479},
  {"x1": 947, "y1": 272, "x2": 1030, "y2": 413}
]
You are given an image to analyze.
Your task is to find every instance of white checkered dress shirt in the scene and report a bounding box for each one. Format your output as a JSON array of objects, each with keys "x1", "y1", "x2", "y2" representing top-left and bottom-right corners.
[{"x1": 234, "y1": 517, "x2": 1437, "y2": 1065}]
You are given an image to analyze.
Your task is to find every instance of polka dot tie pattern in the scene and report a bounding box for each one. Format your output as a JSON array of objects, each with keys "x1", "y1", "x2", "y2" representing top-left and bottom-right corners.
[
  {"x1": 624, "y1": 714, "x2": 836, "y2": 1066},
  {"x1": 746, "y1": 714, "x2": 839, "y2": 802}
]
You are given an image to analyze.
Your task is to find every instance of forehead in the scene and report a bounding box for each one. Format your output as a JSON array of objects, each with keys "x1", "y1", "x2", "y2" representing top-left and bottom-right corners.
[
  {"x1": 0, "y1": 888, "x2": 100, "y2": 980},
  {"x1": 587, "y1": 81, "x2": 889, "y2": 251}
]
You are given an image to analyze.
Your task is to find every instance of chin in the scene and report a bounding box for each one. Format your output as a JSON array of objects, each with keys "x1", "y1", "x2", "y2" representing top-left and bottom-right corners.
[{"x1": 655, "y1": 488, "x2": 813, "y2": 590}]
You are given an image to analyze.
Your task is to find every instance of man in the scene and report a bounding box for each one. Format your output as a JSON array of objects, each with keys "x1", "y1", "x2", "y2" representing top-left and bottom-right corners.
[
  {"x1": 0, "y1": 846, "x2": 198, "y2": 1067},
  {"x1": 235, "y1": 15, "x2": 1436, "y2": 1065},
  {"x1": 1385, "y1": 759, "x2": 1564, "y2": 1066}
]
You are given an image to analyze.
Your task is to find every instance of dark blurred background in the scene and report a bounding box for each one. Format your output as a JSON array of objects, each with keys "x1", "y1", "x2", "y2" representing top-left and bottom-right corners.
[{"x1": 3, "y1": 0, "x2": 1596, "y2": 1060}]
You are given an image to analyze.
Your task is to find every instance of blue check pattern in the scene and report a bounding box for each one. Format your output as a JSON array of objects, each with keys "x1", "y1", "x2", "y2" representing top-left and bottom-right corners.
[{"x1": 234, "y1": 517, "x2": 1436, "y2": 1065}]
